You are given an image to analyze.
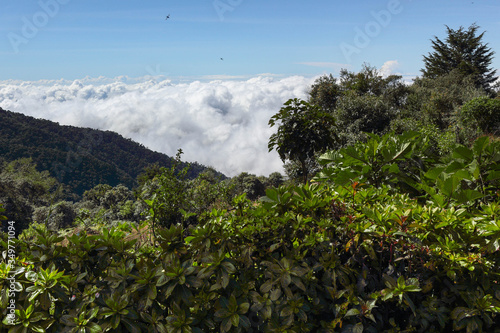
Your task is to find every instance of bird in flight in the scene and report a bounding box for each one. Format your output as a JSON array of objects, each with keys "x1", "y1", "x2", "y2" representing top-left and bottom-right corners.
[
  {"x1": 166, "y1": 14, "x2": 170, "y2": 20},
  {"x1": 220, "y1": 57, "x2": 224, "y2": 61}
]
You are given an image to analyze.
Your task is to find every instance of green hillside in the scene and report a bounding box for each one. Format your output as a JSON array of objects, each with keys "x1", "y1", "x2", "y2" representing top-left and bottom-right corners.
[{"x1": 0, "y1": 108, "x2": 217, "y2": 195}]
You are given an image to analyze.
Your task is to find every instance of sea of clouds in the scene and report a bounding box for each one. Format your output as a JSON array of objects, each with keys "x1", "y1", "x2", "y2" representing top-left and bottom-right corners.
[{"x1": 0, "y1": 75, "x2": 317, "y2": 177}]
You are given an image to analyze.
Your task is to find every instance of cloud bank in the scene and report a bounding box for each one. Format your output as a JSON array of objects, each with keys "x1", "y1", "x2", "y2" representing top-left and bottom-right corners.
[{"x1": 0, "y1": 75, "x2": 316, "y2": 177}]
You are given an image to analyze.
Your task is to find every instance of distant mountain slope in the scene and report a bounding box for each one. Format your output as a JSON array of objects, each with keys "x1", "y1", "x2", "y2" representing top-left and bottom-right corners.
[{"x1": 0, "y1": 108, "x2": 219, "y2": 195}]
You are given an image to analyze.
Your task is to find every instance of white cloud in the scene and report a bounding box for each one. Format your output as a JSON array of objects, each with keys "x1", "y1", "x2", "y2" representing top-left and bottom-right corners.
[
  {"x1": 379, "y1": 60, "x2": 400, "y2": 77},
  {"x1": 0, "y1": 75, "x2": 316, "y2": 177}
]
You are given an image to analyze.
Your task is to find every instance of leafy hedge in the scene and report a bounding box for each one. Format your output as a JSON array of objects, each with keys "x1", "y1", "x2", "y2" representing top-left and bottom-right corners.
[
  {"x1": 1, "y1": 133, "x2": 500, "y2": 332},
  {"x1": 460, "y1": 97, "x2": 500, "y2": 135}
]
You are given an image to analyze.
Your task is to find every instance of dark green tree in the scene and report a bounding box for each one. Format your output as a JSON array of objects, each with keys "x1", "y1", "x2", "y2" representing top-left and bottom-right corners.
[
  {"x1": 188, "y1": 167, "x2": 232, "y2": 212},
  {"x1": 0, "y1": 158, "x2": 62, "y2": 233},
  {"x1": 264, "y1": 172, "x2": 285, "y2": 188},
  {"x1": 410, "y1": 71, "x2": 485, "y2": 128},
  {"x1": 338, "y1": 64, "x2": 409, "y2": 107},
  {"x1": 140, "y1": 149, "x2": 192, "y2": 230},
  {"x1": 268, "y1": 98, "x2": 337, "y2": 183},
  {"x1": 139, "y1": 150, "x2": 231, "y2": 235},
  {"x1": 230, "y1": 172, "x2": 265, "y2": 201},
  {"x1": 422, "y1": 24, "x2": 498, "y2": 92},
  {"x1": 308, "y1": 74, "x2": 341, "y2": 112},
  {"x1": 314, "y1": 65, "x2": 408, "y2": 148},
  {"x1": 460, "y1": 97, "x2": 500, "y2": 135},
  {"x1": 33, "y1": 201, "x2": 77, "y2": 230},
  {"x1": 77, "y1": 183, "x2": 144, "y2": 227},
  {"x1": 335, "y1": 92, "x2": 393, "y2": 146},
  {"x1": 392, "y1": 70, "x2": 487, "y2": 153},
  {"x1": 136, "y1": 162, "x2": 163, "y2": 189},
  {"x1": 81, "y1": 184, "x2": 114, "y2": 207},
  {"x1": 309, "y1": 64, "x2": 408, "y2": 117}
]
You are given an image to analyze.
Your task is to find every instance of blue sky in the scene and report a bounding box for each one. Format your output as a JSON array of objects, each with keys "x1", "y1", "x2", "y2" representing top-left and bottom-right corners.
[
  {"x1": 1, "y1": 0, "x2": 500, "y2": 176},
  {"x1": 1, "y1": 0, "x2": 499, "y2": 81}
]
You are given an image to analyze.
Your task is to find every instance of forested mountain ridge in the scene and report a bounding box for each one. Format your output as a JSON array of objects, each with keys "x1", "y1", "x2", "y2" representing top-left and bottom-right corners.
[{"x1": 0, "y1": 107, "x2": 215, "y2": 195}]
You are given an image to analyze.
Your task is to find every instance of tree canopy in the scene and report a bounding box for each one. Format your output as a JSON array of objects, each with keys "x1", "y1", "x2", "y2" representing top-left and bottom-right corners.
[
  {"x1": 422, "y1": 24, "x2": 498, "y2": 92},
  {"x1": 308, "y1": 65, "x2": 408, "y2": 148},
  {"x1": 268, "y1": 98, "x2": 337, "y2": 183},
  {"x1": 460, "y1": 96, "x2": 500, "y2": 135}
]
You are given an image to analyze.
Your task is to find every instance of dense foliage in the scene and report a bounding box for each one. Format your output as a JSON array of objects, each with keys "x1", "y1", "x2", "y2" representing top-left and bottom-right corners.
[
  {"x1": 268, "y1": 98, "x2": 337, "y2": 183},
  {"x1": 1, "y1": 133, "x2": 500, "y2": 332},
  {"x1": 308, "y1": 64, "x2": 409, "y2": 148},
  {"x1": 421, "y1": 24, "x2": 498, "y2": 92},
  {"x1": 0, "y1": 159, "x2": 63, "y2": 234},
  {"x1": 460, "y1": 97, "x2": 500, "y2": 135}
]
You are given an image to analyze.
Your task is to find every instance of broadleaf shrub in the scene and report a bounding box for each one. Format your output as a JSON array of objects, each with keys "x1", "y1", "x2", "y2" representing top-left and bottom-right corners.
[
  {"x1": 460, "y1": 97, "x2": 500, "y2": 135},
  {"x1": 1, "y1": 132, "x2": 500, "y2": 332}
]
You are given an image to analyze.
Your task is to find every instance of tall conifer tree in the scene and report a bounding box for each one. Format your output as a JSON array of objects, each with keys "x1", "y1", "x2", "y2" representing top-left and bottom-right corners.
[{"x1": 422, "y1": 24, "x2": 497, "y2": 91}]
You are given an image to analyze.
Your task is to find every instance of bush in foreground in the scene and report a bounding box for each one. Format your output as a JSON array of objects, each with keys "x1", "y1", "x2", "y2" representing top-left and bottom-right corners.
[{"x1": 1, "y1": 133, "x2": 500, "y2": 332}]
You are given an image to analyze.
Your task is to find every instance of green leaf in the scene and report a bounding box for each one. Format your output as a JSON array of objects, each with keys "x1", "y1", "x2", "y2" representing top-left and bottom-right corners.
[
  {"x1": 473, "y1": 135, "x2": 490, "y2": 156},
  {"x1": 121, "y1": 318, "x2": 141, "y2": 333},
  {"x1": 29, "y1": 324, "x2": 45, "y2": 333},
  {"x1": 269, "y1": 243, "x2": 280, "y2": 252},
  {"x1": 424, "y1": 167, "x2": 446, "y2": 180},
  {"x1": 239, "y1": 315, "x2": 251, "y2": 329},
  {"x1": 270, "y1": 289, "x2": 282, "y2": 302},
  {"x1": 451, "y1": 307, "x2": 473, "y2": 322},
  {"x1": 280, "y1": 307, "x2": 293, "y2": 317},
  {"x1": 238, "y1": 302, "x2": 250, "y2": 314},
  {"x1": 353, "y1": 322, "x2": 364, "y2": 333},
  {"x1": 437, "y1": 176, "x2": 458, "y2": 198},
  {"x1": 230, "y1": 314, "x2": 240, "y2": 327},
  {"x1": 111, "y1": 314, "x2": 121, "y2": 329},
  {"x1": 87, "y1": 322, "x2": 103, "y2": 333},
  {"x1": 25, "y1": 271, "x2": 38, "y2": 283},
  {"x1": 263, "y1": 188, "x2": 279, "y2": 202},
  {"x1": 388, "y1": 163, "x2": 400, "y2": 174},
  {"x1": 215, "y1": 309, "x2": 229, "y2": 319},
  {"x1": 487, "y1": 170, "x2": 500, "y2": 181},
  {"x1": 221, "y1": 318, "x2": 232, "y2": 333},
  {"x1": 460, "y1": 189, "x2": 484, "y2": 203},
  {"x1": 453, "y1": 146, "x2": 473, "y2": 161},
  {"x1": 397, "y1": 276, "x2": 406, "y2": 288},
  {"x1": 60, "y1": 315, "x2": 76, "y2": 326},
  {"x1": 221, "y1": 261, "x2": 236, "y2": 274},
  {"x1": 445, "y1": 161, "x2": 466, "y2": 174},
  {"x1": 281, "y1": 272, "x2": 291, "y2": 288},
  {"x1": 345, "y1": 308, "x2": 360, "y2": 317},
  {"x1": 260, "y1": 280, "x2": 273, "y2": 293}
]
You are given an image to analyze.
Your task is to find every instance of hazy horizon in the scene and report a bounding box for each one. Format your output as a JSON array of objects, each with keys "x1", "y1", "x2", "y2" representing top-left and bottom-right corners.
[
  {"x1": 0, "y1": 74, "x2": 318, "y2": 177},
  {"x1": 1, "y1": 0, "x2": 499, "y2": 176}
]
